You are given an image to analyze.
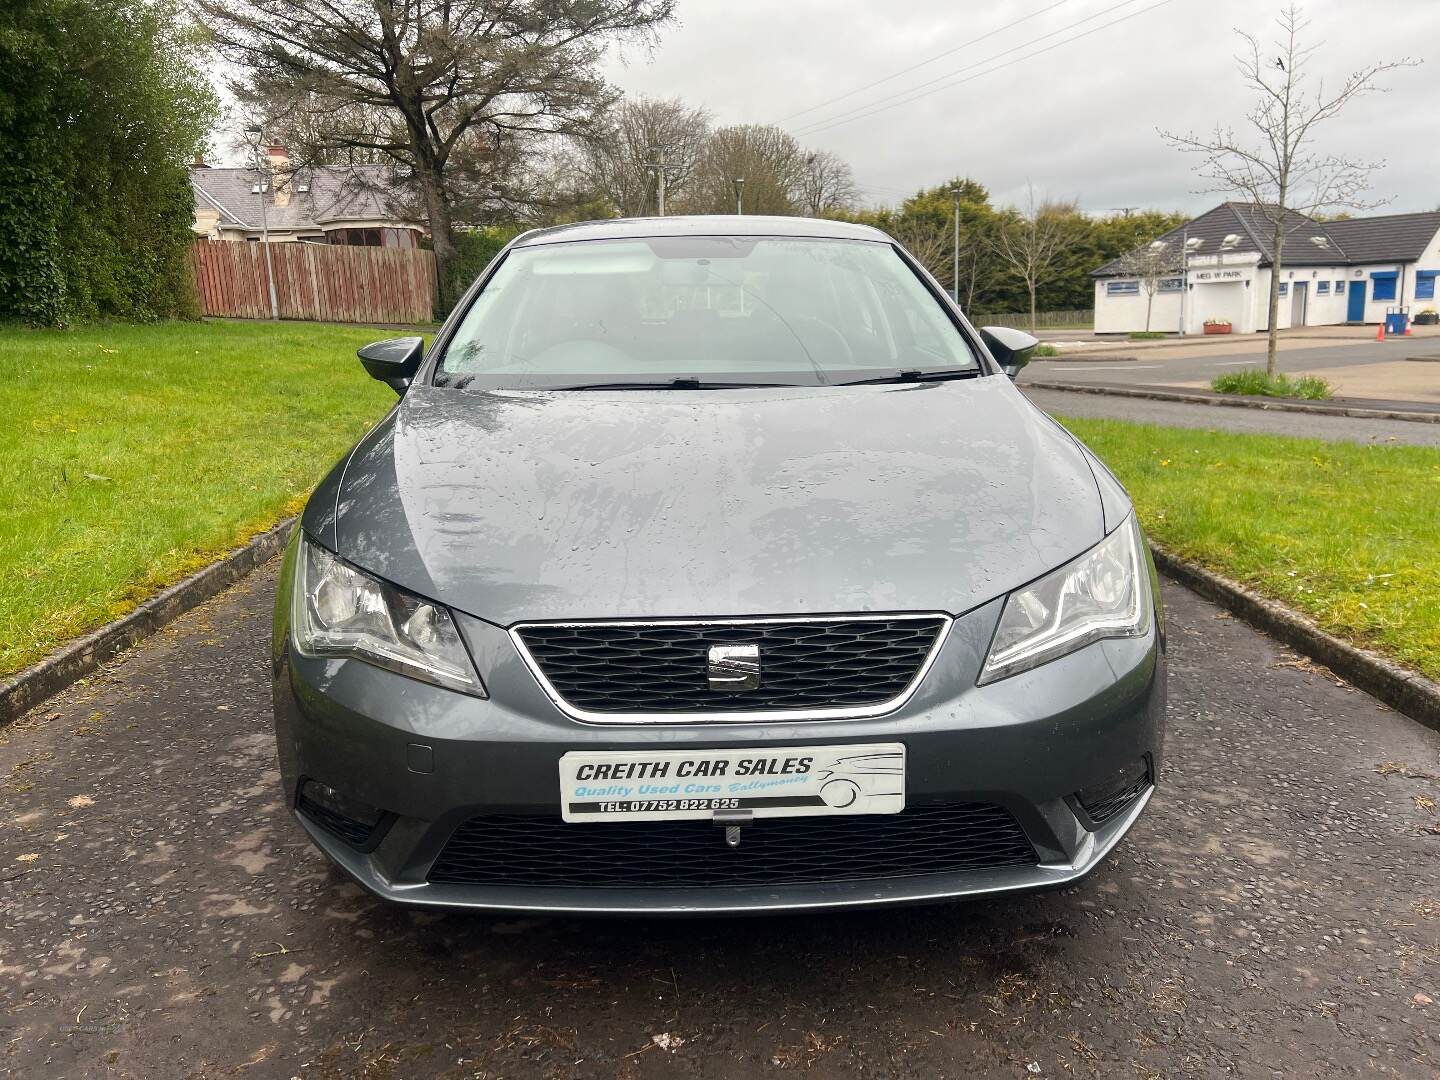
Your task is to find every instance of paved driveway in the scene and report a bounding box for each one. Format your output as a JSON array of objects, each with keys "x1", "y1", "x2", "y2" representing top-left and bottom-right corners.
[{"x1": 2, "y1": 565, "x2": 1438, "y2": 1079}]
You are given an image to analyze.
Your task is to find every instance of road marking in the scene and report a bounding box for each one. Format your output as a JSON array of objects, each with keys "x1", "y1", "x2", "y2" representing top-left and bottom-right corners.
[
  {"x1": 1055, "y1": 364, "x2": 1159, "y2": 371},
  {"x1": 1214, "y1": 360, "x2": 1258, "y2": 366}
]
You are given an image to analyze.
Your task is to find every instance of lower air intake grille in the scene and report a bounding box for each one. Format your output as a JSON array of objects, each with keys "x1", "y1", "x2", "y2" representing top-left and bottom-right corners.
[
  {"x1": 514, "y1": 615, "x2": 947, "y2": 715},
  {"x1": 1078, "y1": 776, "x2": 1150, "y2": 825},
  {"x1": 427, "y1": 803, "x2": 1035, "y2": 889},
  {"x1": 1076, "y1": 759, "x2": 1152, "y2": 825},
  {"x1": 298, "y1": 793, "x2": 378, "y2": 848}
]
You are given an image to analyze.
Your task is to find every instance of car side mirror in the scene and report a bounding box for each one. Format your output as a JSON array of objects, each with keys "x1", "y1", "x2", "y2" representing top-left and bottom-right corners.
[
  {"x1": 979, "y1": 326, "x2": 1039, "y2": 379},
  {"x1": 358, "y1": 336, "x2": 425, "y2": 393}
]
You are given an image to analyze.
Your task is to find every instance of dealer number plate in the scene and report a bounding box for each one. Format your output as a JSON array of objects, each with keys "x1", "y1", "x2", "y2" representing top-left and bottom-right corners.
[{"x1": 559, "y1": 743, "x2": 906, "y2": 823}]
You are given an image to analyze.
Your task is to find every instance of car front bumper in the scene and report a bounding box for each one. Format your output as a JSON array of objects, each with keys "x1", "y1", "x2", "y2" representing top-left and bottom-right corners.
[{"x1": 271, "y1": 542, "x2": 1167, "y2": 915}]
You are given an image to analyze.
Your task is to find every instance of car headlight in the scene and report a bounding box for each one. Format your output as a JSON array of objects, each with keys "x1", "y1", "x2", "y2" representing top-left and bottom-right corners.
[
  {"x1": 978, "y1": 514, "x2": 1152, "y2": 684},
  {"x1": 292, "y1": 536, "x2": 485, "y2": 696}
]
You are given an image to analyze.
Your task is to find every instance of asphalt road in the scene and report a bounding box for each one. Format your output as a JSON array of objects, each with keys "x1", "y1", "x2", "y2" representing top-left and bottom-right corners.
[
  {"x1": 3, "y1": 564, "x2": 1438, "y2": 1079},
  {"x1": 1022, "y1": 386, "x2": 1440, "y2": 447},
  {"x1": 1026, "y1": 337, "x2": 1440, "y2": 387}
]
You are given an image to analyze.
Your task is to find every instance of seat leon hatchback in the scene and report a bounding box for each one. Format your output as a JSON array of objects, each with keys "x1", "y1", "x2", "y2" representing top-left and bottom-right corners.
[{"x1": 272, "y1": 216, "x2": 1165, "y2": 915}]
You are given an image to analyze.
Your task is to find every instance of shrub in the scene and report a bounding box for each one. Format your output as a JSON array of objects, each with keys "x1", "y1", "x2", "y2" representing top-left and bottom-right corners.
[
  {"x1": 1032, "y1": 343, "x2": 1060, "y2": 358},
  {"x1": 437, "y1": 226, "x2": 524, "y2": 315},
  {"x1": 0, "y1": 0, "x2": 215, "y2": 325},
  {"x1": 1211, "y1": 369, "x2": 1333, "y2": 400},
  {"x1": 1128, "y1": 330, "x2": 1167, "y2": 340}
]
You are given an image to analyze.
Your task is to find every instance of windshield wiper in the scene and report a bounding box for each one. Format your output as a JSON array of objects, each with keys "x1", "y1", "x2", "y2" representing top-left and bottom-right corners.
[
  {"x1": 548, "y1": 378, "x2": 809, "y2": 391},
  {"x1": 837, "y1": 368, "x2": 983, "y2": 386}
]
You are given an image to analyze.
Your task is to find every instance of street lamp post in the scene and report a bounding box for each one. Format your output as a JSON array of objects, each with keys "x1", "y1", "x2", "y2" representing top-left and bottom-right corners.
[
  {"x1": 733, "y1": 178, "x2": 745, "y2": 215},
  {"x1": 644, "y1": 145, "x2": 678, "y2": 216},
  {"x1": 244, "y1": 126, "x2": 280, "y2": 321}
]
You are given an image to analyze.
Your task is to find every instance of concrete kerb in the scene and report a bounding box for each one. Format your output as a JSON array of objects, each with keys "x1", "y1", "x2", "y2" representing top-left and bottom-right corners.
[
  {"x1": 1026, "y1": 380, "x2": 1440, "y2": 425},
  {"x1": 1152, "y1": 545, "x2": 1440, "y2": 734},
  {"x1": 0, "y1": 519, "x2": 296, "y2": 725}
]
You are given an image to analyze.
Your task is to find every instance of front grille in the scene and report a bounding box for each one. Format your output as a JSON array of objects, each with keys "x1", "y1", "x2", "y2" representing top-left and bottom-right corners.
[
  {"x1": 514, "y1": 616, "x2": 947, "y2": 716},
  {"x1": 427, "y1": 803, "x2": 1035, "y2": 889}
]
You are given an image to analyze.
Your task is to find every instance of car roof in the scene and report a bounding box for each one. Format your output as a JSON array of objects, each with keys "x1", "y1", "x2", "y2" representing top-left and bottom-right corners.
[{"x1": 511, "y1": 215, "x2": 894, "y2": 248}]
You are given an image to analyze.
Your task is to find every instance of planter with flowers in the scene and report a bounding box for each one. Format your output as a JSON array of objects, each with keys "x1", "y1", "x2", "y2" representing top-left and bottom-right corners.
[{"x1": 1203, "y1": 319, "x2": 1233, "y2": 335}]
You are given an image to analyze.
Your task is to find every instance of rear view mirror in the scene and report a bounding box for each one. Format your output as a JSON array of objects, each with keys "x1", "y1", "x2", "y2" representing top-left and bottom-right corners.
[
  {"x1": 358, "y1": 336, "x2": 425, "y2": 393},
  {"x1": 979, "y1": 326, "x2": 1039, "y2": 379}
]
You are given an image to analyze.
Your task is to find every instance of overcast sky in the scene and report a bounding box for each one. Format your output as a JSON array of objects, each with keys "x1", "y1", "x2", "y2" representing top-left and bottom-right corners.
[{"x1": 601, "y1": 0, "x2": 1437, "y2": 215}]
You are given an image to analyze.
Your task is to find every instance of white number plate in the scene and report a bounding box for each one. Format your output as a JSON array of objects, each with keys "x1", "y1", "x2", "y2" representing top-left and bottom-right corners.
[{"x1": 558, "y1": 743, "x2": 905, "y2": 823}]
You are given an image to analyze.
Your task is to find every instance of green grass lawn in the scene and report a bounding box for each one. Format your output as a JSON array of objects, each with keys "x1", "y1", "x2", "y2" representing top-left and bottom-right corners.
[
  {"x1": 1062, "y1": 417, "x2": 1440, "y2": 681},
  {"x1": 0, "y1": 320, "x2": 395, "y2": 676}
]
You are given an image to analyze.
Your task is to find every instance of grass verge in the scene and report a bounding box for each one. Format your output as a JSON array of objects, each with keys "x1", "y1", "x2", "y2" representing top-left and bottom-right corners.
[
  {"x1": 1211, "y1": 368, "x2": 1333, "y2": 400},
  {"x1": 1, "y1": 320, "x2": 395, "y2": 676},
  {"x1": 1062, "y1": 416, "x2": 1440, "y2": 681}
]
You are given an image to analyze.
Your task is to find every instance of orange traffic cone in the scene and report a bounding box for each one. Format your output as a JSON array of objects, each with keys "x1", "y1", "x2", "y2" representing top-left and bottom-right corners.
[{"x1": 1376, "y1": 321, "x2": 1386, "y2": 341}]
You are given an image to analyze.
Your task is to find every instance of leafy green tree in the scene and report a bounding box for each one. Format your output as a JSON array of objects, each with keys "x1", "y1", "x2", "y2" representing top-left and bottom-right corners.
[{"x1": 0, "y1": 0, "x2": 215, "y2": 324}]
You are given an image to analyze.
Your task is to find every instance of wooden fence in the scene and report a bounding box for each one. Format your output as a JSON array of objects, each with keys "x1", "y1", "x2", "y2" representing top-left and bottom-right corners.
[
  {"x1": 966, "y1": 309, "x2": 1094, "y2": 329},
  {"x1": 189, "y1": 239, "x2": 437, "y2": 324}
]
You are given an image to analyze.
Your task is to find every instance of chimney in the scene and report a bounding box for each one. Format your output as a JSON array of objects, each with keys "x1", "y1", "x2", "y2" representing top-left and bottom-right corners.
[
  {"x1": 190, "y1": 153, "x2": 209, "y2": 169},
  {"x1": 267, "y1": 145, "x2": 292, "y2": 207}
]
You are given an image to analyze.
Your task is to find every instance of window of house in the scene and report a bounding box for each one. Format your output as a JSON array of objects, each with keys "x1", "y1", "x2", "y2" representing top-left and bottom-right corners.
[
  {"x1": 1417, "y1": 272, "x2": 1437, "y2": 300},
  {"x1": 1371, "y1": 272, "x2": 1397, "y2": 301},
  {"x1": 1158, "y1": 277, "x2": 1183, "y2": 292},
  {"x1": 1106, "y1": 280, "x2": 1139, "y2": 296},
  {"x1": 1334, "y1": 280, "x2": 1344, "y2": 293},
  {"x1": 1278, "y1": 282, "x2": 1288, "y2": 297},
  {"x1": 328, "y1": 228, "x2": 384, "y2": 246},
  {"x1": 1316, "y1": 281, "x2": 1330, "y2": 295}
]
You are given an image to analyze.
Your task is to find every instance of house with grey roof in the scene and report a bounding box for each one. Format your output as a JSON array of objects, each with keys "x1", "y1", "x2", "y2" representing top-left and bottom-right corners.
[
  {"x1": 1091, "y1": 203, "x2": 1440, "y2": 334},
  {"x1": 189, "y1": 147, "x2": 425, "y2": 249}
]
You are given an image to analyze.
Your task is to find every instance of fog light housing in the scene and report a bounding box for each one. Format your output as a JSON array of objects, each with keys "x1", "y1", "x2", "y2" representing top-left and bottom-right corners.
[
  {"x1": 1074, "y1": 758, "x2": 1152, "y2": 827},
  {"x1": 297, "y1": 779, "x2": 388, "y2": 850}
]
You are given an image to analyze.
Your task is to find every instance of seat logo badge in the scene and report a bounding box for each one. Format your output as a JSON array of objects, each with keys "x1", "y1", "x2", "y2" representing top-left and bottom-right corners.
[{"x1": 707, "y1": 644, "x2": 760, "y2": 691}]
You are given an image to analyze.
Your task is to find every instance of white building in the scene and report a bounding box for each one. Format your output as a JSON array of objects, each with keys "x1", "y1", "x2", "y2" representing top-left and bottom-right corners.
[{"x1": 1092, "y1": 203, "x2": 1440, "y2": 334}]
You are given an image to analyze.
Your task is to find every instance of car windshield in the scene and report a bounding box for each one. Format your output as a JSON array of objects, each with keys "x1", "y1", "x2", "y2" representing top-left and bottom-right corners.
[{"x1": 434, "y1": 235, "x2": 980, "y2": 388}]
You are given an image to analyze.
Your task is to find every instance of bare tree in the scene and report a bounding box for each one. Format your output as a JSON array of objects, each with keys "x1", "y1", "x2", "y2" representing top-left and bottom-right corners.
[
  {"x1": 684, "y1": 124, "x2": 805, "y2": 215},
  {"x1": 988, "y1": 187, "x2": 1078, "y2": 334},
  {"x1": 799, "y1": 151, "x2": 859, "y2": 217},
  {"x1": 574, "y1": 96, "x2": 710, "y2": 216},
  {"x1": 890, "y1": 219, "x2": 949, "y2": 283},
  {"x1": 194, "y1": 0, "x2": 674, "y2": 302},
  {"x1": 954, "y1": 217, "x2": 994, "y2": 313},
  {"x1": 1162, "y1": 3, "x2": 1418, "y2": 373},
  {"x1": 1113, "y1": 239, "x2": 1178, "y2": 333}
]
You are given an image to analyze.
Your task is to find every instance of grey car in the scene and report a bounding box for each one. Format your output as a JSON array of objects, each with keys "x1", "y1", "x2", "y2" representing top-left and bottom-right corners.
[{"x1": 272, "y1": 216, "x2": 1165, "y2": 915}]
